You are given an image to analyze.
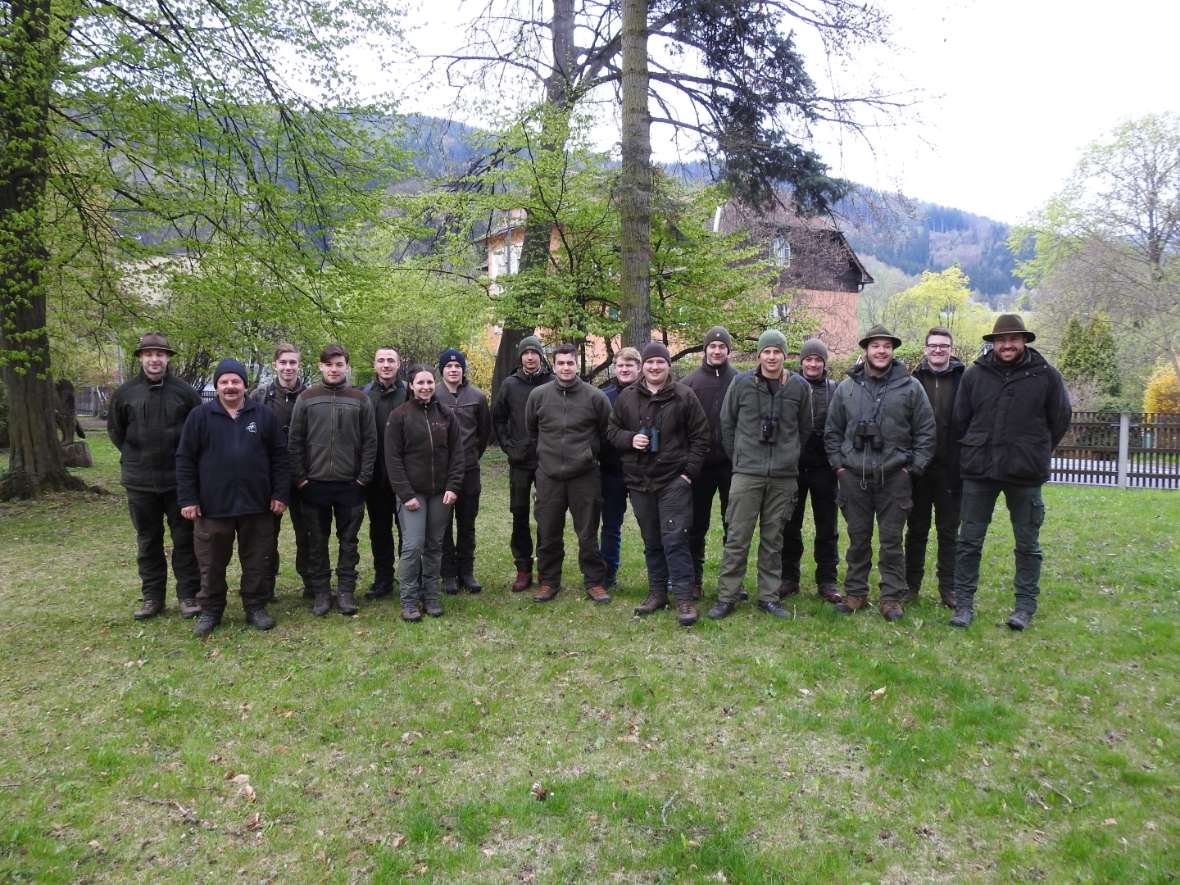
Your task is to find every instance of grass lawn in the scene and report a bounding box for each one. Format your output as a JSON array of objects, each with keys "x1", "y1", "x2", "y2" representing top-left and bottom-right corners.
[{"x1": 1, "y1": 423, "x2": 1178, "y2": 882}]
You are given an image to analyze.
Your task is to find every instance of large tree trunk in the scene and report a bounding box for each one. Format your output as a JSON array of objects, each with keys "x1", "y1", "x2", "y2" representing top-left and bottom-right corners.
[
  {"x1": 0, "y1": 0, "x2": 82, "y2": 498},
  {"x1": 490, "y1": 0, "x2": 576, "y2": 397},
  {"x1": 618, "y1": 0, "x2": 652, "y2": 349}
]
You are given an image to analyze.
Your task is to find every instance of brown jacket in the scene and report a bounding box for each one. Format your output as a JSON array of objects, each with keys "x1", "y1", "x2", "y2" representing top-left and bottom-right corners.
[
  {"x1": 384, "y1": 397, "x2": 465, "y2": 501},
  {"x1": 525, "y1": 376, "x2": 612, "y2": 480},
  {"x1": 607, "y1": 380, "x2": 711, "y2": 493}
]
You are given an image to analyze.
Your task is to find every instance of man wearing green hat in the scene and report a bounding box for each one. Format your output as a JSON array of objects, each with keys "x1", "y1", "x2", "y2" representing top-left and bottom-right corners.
[
  {"x1": 707, "y1": 329, "x2": 812, "y2": 620},
  {"x1": 825, "y1": 325, "x2": 935, "y2": 622},
  {"x1": 948, "y1": 314, "x2": 1071, "y2": 631}
]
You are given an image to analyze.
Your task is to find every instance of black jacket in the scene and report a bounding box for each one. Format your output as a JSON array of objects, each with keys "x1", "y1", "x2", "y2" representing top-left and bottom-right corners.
[
  {"x1": 911, "y1": 356, "x2": 965, "y2": 480},
  {"x1": 953, "y1": 348, "x2": 1071, "y2": 486},
  {"x1": 436, "y1": 379, "x2": 492, "y2": 471},
  {"x1": 249, "y1": 379, "x2": 306, "y2": 435},
  {"x1": 492, "y1": 365, "x2": 554, "y2": 469},
  {"x1": 607, "y1": 380, "x2": 711, "y2": 493},
  {"x1": 175, "y1": 398, "x2": 289, "y2": 518},
  {"x1": 384, "y1": 397, "x2": 465, "y2": 501},
  {"x1": 363, "y1": 378, "x2": 408, "y2": 487},
  {"x1": 598, "y1": 378, "x2": 634, "y2": 475},
  {"x1": 525, "y1": 376, "x2": 612, "y2": 480},
  {"x1": 682, "y1": 356, "x2": 739, "y2": 467},
  {"x1": 107, "y1": 370, "x2": 202, "y2": 492},
  {"x1": 799, "y1": 373, "x2": 838, "y2": 469}
]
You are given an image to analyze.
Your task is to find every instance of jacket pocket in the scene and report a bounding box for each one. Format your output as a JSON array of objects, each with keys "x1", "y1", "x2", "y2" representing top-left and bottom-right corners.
[{"x1": 957, "y1": 429, "x2": 989, "y2": 477}]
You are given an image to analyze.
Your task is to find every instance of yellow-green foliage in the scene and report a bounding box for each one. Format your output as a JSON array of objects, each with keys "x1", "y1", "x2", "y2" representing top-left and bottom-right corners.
[{"x1": 1142, "y1": 362, "x2": 1180, "y2": 413}]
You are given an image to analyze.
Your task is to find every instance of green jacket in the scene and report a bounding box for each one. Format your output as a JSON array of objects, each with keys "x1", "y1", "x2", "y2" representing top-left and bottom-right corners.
[
  {"x1": 525, "y1": 376, "x2": 612, "y2": 480},
  {"x1": 287, "y1": 381, "x2": 378, "y2": 486},
  {"x1": 719, "y1": 368, "x2": 812, "y2": 478},
  {"x1": 107, "y1": 370, "x2": 202, "y2": 492},
  {"x1": 824, "y1": 360, "x2": 936, "y2": 479}
]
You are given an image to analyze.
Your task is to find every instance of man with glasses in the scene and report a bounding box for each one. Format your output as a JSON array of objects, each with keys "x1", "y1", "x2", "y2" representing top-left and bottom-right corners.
[{"x1": 903, "y1": 327, "x2": 965, "y2": 608}]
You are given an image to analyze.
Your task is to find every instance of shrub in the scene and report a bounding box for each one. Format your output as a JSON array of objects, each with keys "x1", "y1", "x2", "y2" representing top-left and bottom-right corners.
[{"x1": 1142, "y1": 362, "x2": 1180, "y2": 413}]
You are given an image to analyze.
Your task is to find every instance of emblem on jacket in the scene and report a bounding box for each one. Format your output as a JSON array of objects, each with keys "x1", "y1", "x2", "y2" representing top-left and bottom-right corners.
[{"x1": 246, "y1": 421, "x2": 258, "y2": 433}]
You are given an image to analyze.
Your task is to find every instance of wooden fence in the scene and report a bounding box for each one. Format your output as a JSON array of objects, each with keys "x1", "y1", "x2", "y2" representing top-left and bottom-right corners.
[{"x1": 1051, "y1": 412, "x2": 1180, "y2": 489}]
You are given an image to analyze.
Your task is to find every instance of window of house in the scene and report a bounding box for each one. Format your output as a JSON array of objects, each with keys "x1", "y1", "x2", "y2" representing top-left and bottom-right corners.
[{"x1": 771, "y1": 235, "x2": 791, "y2": 267}]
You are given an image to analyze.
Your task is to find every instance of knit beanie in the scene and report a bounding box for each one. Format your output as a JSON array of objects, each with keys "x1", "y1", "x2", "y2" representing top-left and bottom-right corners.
[
  {"x1": 213, "y1": 357, "x2": 248, "y2": 386},
  {"x1": 641, "y1": 341, "x2": 672, "y2": 363},
  {"x1": 517, "y1": 335, "x2": 544, "y2": 360},
  {"x1": 438, "y1": 348, "x2": 467, "y2": 374},
  {"x1": 703, "y1": 326, "x2": 733, "y2": 352},
  {"x1": 757, "y1": 329, "x2": 788, "y2": 354},
  {"x1": 800, "y1": 338, "x2": 829, "y2": 364}
]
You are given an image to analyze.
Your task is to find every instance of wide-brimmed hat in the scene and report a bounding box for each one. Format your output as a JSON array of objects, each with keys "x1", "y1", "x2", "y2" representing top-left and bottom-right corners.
[
  {"x1": 858, "y1": 324, "x2": 902, "y2": 349},
  {"x1": 133, "y1": 331, "x2": 176, "y2": 355},
  {"x1": 983, "y1": 313, "x2": 1036, "y2": 342}
]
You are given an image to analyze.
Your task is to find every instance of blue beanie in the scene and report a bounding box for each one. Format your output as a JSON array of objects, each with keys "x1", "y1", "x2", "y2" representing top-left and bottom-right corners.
[
  {"x1": 214, "y1": 357, "x2": 248, "y2": 385},
  {"x1": 438, "y1": 348, "x2": 467, "y2": 374}
]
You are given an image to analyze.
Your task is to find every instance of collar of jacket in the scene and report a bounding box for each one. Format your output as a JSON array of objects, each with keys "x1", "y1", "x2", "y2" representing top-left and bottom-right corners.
[
  {"x1": 848, "y1": 359, "x2": 908, "y2": 384},
  {"x1": 700, "y1": 351, "x2": 732, "y2": 373},
  {"x1": 371, "y1": 379, "x2": 404, "y2": 394},
  {"x1": 636, "y1": 379, "x2": 673, "y2": 400},
  {"x1": 413, "y1": 394, "x2": 437, "y2": 409},
  {"x1": 753, "y1": 366, "x2": 790, "y2": 387},
  {"x1": 321, "y1": 378, "x2": 349, "y2": 390},
  {"x1": 555, "y1": 376, "x2": 580, "y2": 391},
  {"x1": 802, "y1": 370, "x2": 830, "y2": 387},
  {"x1": 915, "y1": 355, "x2": 965, "y2": 377},
  {"x1": 275, "y1": 379, "x2": 305, "y2": 395},
  {"x1": 211, "y1": 397, "x2": 256, "y2": 418},
  {"x1": 980, "y1": 347, "x2": 1042, "y2": 374},
  {"x1": 138, "y1": 369, "x2": 170, "y2": 388},
  {"x1": 515, "y1": 365, "x2": 552, "y2": 384}
]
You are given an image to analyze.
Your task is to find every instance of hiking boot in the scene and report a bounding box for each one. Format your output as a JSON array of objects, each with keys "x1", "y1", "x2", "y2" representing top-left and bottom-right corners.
[
  {"x1": 836, "y1": 594, "x2": 868, "y2": 614},
  {"x1": 880, "y1": 599, "x2": 904, "y2": 622},
  {"x1": 938, "y1": 588, "x2": 956, "y2": 609},
  {"x1": 443, "y1": 576, "x2": 460, "y2": 595},
  {"x1": 757, "y1": 600, "x2": 790, "y2": 619},
  {"x1": 511, "y1": 570, "x2": 533, "y2": 592},
  {"x1": 192, "y1": 612, "x2": 219, "y2": 637},
  {"x1": 585, "y1": 584, "x2": 611, "y2": 604},
  {"x1": 401, "y1": 601, "x2": 422, "y2": 622},
  {"x1": 133, "y1": 598, "x2": 164, "y2": 620},
  {"x1": 534, "y1": 583, "x2": 560, "y2": 603},
  {"x1": 817, "y1": 583, "x2": 842, "y2": 604},
  {"x1": 778, "y1": 581, "x2": 800, "y2": 599},
  {"x1": 1007, "y1": 609, "x2": 1034, "y2": 631},
  {"x1": 899, "y1": 588, "x2": 919, "y2": 604},
  {"x1": 707, "y1": 600, "x2": 736, "y2": 620},
  {"x1": 737, "y1": 589, "x2": 749, "y2": 601},
  {"x1": 423, "y1": 597, "x2": 444, "y2": 618},
  {"x1": 460, "y1": 573, "x2": 483, "y2": 594},
  {"x1": 676, "y1": 598, "x2": 698, "y2": 627},
  {"x1": 949, "y1": 607, "x2": 974, "y2": 628},
  {"x1": 336, "y1": 591, "x2": 359, "y2": 616},
  {"x1": 178, "y1": 597, "x2": 202, "y2": 620},
  {"x1": 312, "y1": 592, "x2": 332, "y2": 617},
  {"x1": 365, "y1": 579, "x2": 394, "y2": 600},
  {"x1": 691, "y1": 583, "x2": 703, "y2": 601},
  {"x1": 245, "y1": 607, "x2": 276, "y2": 631},
  {"x1": 633, "y1": 589, "x2": 668, "y2": 616}
]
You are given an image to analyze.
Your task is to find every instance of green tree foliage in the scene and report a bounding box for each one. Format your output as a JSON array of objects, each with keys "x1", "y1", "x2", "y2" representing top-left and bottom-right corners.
[
  {"x1": 1, "y1": 0, "x2": 407, "y2": 496},
  {"x1": 883, "y1": 266, "x2": 994, "y2": 354},
  {"x1": 1143, "y1": 362, "x2": 1180, "y2": 413},
  {"x1": 1056, "y1": 314, "x2": 1120, "y2": 399},
  {"x1": 1011, "y1": 114, "x2": 1180, "y2": 395}
]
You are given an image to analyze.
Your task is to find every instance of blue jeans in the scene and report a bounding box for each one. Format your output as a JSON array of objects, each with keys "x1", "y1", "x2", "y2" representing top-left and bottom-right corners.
[
  {"x1": 599, "y1": 470, "x2": 628, "y2": 584},
  {"x1": 954, "y1": 479, "x2": 1045, "y2": 613}
]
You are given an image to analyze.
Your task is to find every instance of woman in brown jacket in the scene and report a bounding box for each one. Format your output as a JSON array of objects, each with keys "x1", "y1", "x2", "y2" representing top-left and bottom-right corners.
[{"x1": 384, "y1": 366, "x2": 464, "y2": 621}]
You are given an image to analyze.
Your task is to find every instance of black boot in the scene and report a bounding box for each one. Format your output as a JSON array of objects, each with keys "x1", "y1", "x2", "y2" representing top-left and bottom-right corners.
[
  {"x1": 1006, "y1": 609, "x2": 1034, "y2": 631},
  {"x1": 707, "y1": 600, "x2": 736, "y2": 620},
  {"x1": 459, "y1": 573, "x2": 483, "y2": 594},
  {"x1": 337, "y1": 590, "x2": 359, "y2": 616},
  {"x1": 423, "y1": 594, "x2": 444, "y2": 618},
  {"x1": 365, "y1": 578, "x2": 394, "y2": 600},
  {"x1": 442, "y1": 576, "x2": 460, "y2": 595},
  {"x1": 193, "y1": 612, "x2": 219, "y2": 637},
  {"x1": 312, "y1": 592, "x2": 332, "y2": 617},
  {"x1": 245, "y1": 607, "x2": 276, "y2": 630},
  {"x1": 178, "y1": 597, "x2": 202, "y2": 619}
]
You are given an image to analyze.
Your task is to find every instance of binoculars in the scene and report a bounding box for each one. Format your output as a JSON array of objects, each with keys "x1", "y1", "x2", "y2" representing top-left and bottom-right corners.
[
  {"x1": 759, "y1": 415, "x2": 779, "y2": 444},
  {"x1": 639, "y1": 425, "x2": 661, "y2": 453},
  {"x1": 853, "y1": 420, "x2": 884, "y2": 452}
]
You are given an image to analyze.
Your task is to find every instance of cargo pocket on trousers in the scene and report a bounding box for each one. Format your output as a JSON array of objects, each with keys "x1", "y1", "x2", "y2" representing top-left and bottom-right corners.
[{"x1": 1030, "y1": 500, "x2": 1045, "y2": 527}]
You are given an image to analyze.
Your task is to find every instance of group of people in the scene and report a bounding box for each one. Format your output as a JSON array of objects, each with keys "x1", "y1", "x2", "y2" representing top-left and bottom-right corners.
[{"x1": 106, "y1": 313, "x2": 1071, "y2": 637}]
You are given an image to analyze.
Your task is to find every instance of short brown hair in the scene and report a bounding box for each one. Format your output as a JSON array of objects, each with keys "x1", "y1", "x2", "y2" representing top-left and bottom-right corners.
[
  {"x1": 273, "y1": 342, "x2": 299, "y2": 360},
  {"x1": 614, "y1": 346, "x2": 641, "y2": 364},
  {"x1": 319, "y1": 343, "x2": 349, "y2": 364},
  {"x1": 554, "y1": 343, "x2": 577, "y2": 359},
  {"x1": 925, "y1": 326, "x2": 953, "y2": 345}
]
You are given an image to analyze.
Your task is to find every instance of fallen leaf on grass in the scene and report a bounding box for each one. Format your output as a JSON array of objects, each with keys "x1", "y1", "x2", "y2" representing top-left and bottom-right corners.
[
  {"x1": 1103, "y1": 818, "x2": 1117, "y2": 826},
  {"x1": 530, "y1": 782, "x2": 548, "y2": 801},
  {"x1": 798, "y1": 688, "x2": 812, "y2": 697},
  {"x1": 242, "y1": 783, "x2": 256, "y2": 803},
  {"x1": 391, "y1": 834, "x2": 407, "y2": 848},
  {"x1": 208, "y1": 754, "x2": 223, "y2": 764},
  {"x1": 231, "y1": 773, "x2": 250, "y2": 784},
  {"x1": 869, "y1": 686, "x2": 887, "y2": 700},
  {"x1": 245, "y1": 813, "x2": 262, "y2": 831},
  {"x1": 88, "y1": 840, "x2": 104, "y2": 853}
]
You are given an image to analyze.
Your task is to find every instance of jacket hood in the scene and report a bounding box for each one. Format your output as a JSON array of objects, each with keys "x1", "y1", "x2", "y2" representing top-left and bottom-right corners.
[{"x1": 915, "y1": 355, "x2": 966, "y2": 377}]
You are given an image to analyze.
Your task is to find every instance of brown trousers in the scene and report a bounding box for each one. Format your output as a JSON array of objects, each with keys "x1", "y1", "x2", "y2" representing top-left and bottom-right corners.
[
  {"x1": 535, "y1": 468, "x2": 607, "y2": 589},
  {"x1": 194, "y1": 512, "x2": 275, "y2": 615}
]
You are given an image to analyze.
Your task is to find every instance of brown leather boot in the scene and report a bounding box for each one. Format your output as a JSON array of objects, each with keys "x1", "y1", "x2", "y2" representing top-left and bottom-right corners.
[
  {"x1": 939, "y1": 588, "x2": 956, "y2": 609},
  {"x1": 633, "y1": 589, "x2": 668, "y2": 615},
  {"x1": 585, "y1": 584, "x2": 611, "y2": 604},
  {"x1": 534, "y1": 583, "x2": 560, "y2": 602},
  {"x1": 676, "y1": 598, "x2": 698, "y2": 627},
  {"x1": 836, "y1": 594, "x2": 868, "y2": 614},
  {"x1": 133, "y1": 598, "x2": 164, "y2": 620},
  {"x1": 817, "y1": 583, "x2": 843, "y2": 604},
  {"x1": 778, "y1": 581, "x2": 800, "y2": 599},
  {"x1": 511, "y1": 570, "x2": 533, "y2": 592},
  {"x1": 178, "y1": 597, "x2": 201, "y2": 619},
  {"x1": 880, "y1": 599, "x2": 904, "y2": 622}
]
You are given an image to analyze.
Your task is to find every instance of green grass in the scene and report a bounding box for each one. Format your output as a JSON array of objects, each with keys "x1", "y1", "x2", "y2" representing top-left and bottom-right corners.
[{"x1": 1, "y1": 422, "x2": 1178, "y2": 882}]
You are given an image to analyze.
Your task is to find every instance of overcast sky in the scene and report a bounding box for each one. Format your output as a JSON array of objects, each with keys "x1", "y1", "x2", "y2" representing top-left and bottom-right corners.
[{"x1": 391, "y1": 0, "x2": 1180, "y2": 224}]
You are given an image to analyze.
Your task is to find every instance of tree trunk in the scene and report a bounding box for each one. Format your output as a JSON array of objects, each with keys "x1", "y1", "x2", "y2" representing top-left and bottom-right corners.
[
  {"x1": 490, "y1": 0, "x2": 576, "y2": 398},
  {"x1": 0, "y1": 0, "x2": 82, "y2": 498},
  {"x1": 619, "y1": 0, "x2": 652, "y2": 349}
]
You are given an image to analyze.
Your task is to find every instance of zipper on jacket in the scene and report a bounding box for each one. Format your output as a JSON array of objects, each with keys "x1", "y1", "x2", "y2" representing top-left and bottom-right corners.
[{"x1": 423, "y1": 401, "x2": 436, "y2": 491}]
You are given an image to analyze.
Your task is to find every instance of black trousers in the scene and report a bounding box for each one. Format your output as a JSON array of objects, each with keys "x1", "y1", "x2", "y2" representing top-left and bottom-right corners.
[
  {"x1": 194, "y1": 512, "x2": 274, "y2": 615},
  {"x1": 266, "y1": 484, "x2": 309, "y2": 594},
  {"x1": 509, "y1": 464, "x2": 538, "y2": 572},
  {"x1": 442, "y1": 467, "x2": 482, "y2": 578},
  {"x1": 366, "y1": 483, "x2": 401, "y2": 585},
  {"x1": 535, "y1": 468, "x2": 607, "y2": 588},
  {"x1": 781, "y1": 464, "x2": 840, "y2": 586},
  {"x1": 304, "y1": 497, "x2": 366, "y2": 595},
  {"x1": 904, "y1": 461, "x2": 961, "y2": 595},
  {"x1": 630, "y1": 479, "x2": 694, "y2": 597},
  {"x1": 689, "y1": 461, "x2": 732, "y2": 586},
  {"x1": 126, "y1": 488, "x2": 199, "y2": 602}
]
